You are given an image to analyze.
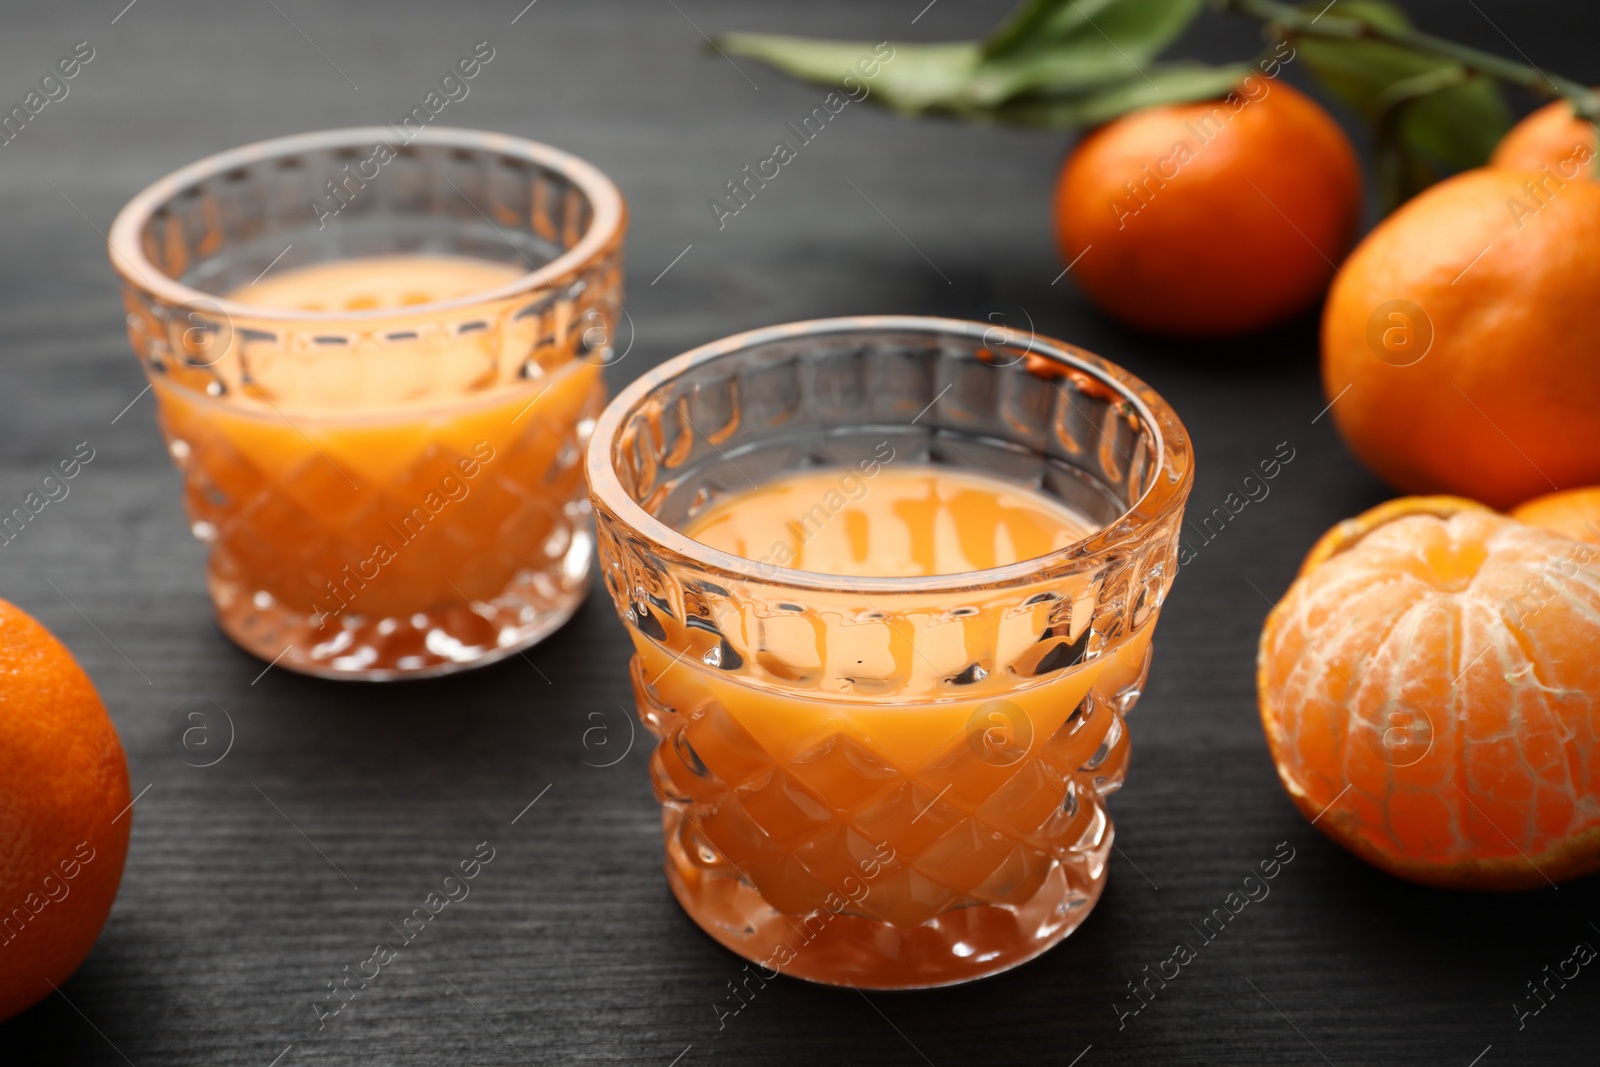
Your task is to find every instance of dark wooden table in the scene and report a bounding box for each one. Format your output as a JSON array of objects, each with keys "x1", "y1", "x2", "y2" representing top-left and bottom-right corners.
[{"x1": 2, "y1": 1, "x2": 1596, "y2": 1063}]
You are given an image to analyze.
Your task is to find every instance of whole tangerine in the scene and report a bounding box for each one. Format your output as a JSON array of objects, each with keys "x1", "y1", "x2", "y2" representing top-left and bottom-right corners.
[
  {"x1": 1258, "y1": 496, "x2": 1600, "y2": 890},
  {"x1": 0, "y1": 598, "x2": 131, "y2": 1021},
  {"x1": 1510, "y1": 486, "x2": 1600, "y2": 546},
  {"x1": 1054, "y1": 79, "x2": 1361, "y2": 338},
  {"x1": 1489, "y1": 98, "x2": 1596, "y2": 177},
  {"x1": 1322, "y1": 168, "x2": 1600, "y2": 510}
]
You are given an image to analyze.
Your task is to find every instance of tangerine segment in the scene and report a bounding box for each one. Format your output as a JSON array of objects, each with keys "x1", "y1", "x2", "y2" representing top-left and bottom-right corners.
[{"x1": 1258, "y1": 498, "x2": 1600, "y2": 890}]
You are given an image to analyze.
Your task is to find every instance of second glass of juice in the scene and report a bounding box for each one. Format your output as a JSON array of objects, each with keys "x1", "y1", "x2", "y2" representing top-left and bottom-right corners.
[
  {"x1": 108, "y1": 128, "x2": 625, "y2": 679},
  {"x1": 588, "y1": 317, "x2": 1193, "y2": 988}
]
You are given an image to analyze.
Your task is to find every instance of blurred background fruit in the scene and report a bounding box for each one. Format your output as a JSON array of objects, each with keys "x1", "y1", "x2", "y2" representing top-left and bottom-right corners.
[
  {"x1": 1511, "y1": 486, "x2": 1600, "y2": 545},
  {"x1": 719, "y1": 0, "x2": 1599, "y2": 344},
  {"x1": 0, "y1": 599, "x2": 131, "y2": 1022},
  {"x1": 1258, "y1": 497, "x2": 1600, "y2": 889},
  {"x1": 1053, "y1": 81, "x2": 1360, "y2": 337},
  {"x1": 1491, "y1": 97, "x2": 1598, "y2": 174},
  {"x1": 1321, "y1": 168, "x2": 1600, "y2": 509}
]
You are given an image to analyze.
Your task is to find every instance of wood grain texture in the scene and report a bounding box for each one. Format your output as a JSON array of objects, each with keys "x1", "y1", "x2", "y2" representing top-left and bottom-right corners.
[{"x1": 1, "y1": 0, "x2": 1597, "y2": 1063}]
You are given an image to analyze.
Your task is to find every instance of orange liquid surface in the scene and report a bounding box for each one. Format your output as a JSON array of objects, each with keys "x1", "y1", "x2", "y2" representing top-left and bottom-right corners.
[
  {"x1": 685, "y1": 466, "x2": 1094, "y2": 577},
  {"x1": 157, "y1": 255, "x2": 599, "y2": 625},
  {"x1": 638, "y1": 466, "x2": 1152, "y2": 986},
  {"x1": 232, "y1": 254, "x2": 520, "y2": 313}
]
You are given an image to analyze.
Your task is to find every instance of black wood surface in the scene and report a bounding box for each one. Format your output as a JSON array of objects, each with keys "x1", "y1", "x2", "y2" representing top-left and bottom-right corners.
[{"x1": 2, "y1": 1, "x2": 1597, "y2": 1064}]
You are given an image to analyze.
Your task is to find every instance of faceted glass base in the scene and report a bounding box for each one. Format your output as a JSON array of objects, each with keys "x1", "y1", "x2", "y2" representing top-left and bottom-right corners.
[
  {"x1": 211, "y1": 550, "x2": 590, "y2": 680},
  {"x1": 637, "y1": 628, "x2": 1147, "y2": 989},
  {"x1": 666, "y1": 808, "x2": 1110, "y2": 989}
]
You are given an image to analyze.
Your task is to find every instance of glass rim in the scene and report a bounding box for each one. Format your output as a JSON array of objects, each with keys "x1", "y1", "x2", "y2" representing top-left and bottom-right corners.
[
  {"x1": 106, "y1": 125, "x2": 626, "y2": 324},
  {"x1": 586, "y1": 315, "x2": 1194, "y2": 595}
]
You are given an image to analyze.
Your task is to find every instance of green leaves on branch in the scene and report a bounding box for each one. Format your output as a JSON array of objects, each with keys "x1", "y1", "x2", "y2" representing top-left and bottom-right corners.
[
  {"x1": 993, "y1": 63, "x2": 1253, "y2": 127},
  {"x1": 973, "y1": 0, "x2": 1205, "y2": 101},
  {"x1": 1278, "y1": 1, "x2": 1511, "y2": 209},
  {"x1": 714, "y1": 34, "x2": 981, "y2": 115},
  {"x1": 715, "y1": 0, "x2": 1582, "y2": 205},
  {"x1": 714, "y1": 0, "x2": 1238, "y2": 126}
]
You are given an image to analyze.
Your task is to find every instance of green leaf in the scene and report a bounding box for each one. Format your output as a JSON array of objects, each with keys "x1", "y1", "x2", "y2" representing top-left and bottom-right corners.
[
  {"x1": 964, "y1": 43, "x2": 1173, "y2": 105},
  {"x1": 715, "y1": 0, "x2": 1210, "y2": 117},
  {"x1": 1396, "y1": 80, "x2": 1510, "y2": 169},
  {"x1": 1309, "y1": 0, "x2": 1411, "y2": 35},
  {"x1": 870, "y1": 43, "x2": 986, "y2": 113},
  {"x1": 1293, "y1": 0, "x2": 1510, "y2": 170},
  {"x1": 995, "y1": 62, "x2": 1252, "y2": 127},
  {"x1": 972, "y1": 0, "x2": 1207, "y2": 101},
  {"x1": 984, "y1": 0, "x2": 1122, "y2": 58},
  {"x1": 715, "y1": 33, "x2": 980, "y2": 114},
  {"x1": 1049, "y1": 0, "x2": 1206, "y2": 58},
  {"x1": 1295, "y1": 4, "x2": 1452, "y2": 113},
  {"x1": 983, "y1": 0, "x2": 1203, "y2": 59}
]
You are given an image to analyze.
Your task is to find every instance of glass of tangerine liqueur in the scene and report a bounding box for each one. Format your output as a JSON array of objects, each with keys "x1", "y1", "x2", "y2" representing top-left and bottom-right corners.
[
  {"x1": 588, "y1": 317, "x2": 1194, "y2": 988},
  {"x1": 108, "y1": 128, "x2": 625, "y2": 678}
]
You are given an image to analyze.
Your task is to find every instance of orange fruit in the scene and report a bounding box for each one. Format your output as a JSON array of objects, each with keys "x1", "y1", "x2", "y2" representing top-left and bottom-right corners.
[
  {"x1": 1258, "y1": 496, "x2": 1600, "y2": 890},
  {"x1": 0, "y1": 599, "x2": 131, "y2": 1021},
  {"x1": 1322, "y1": 168, "x2": 1600, "y2": 510},
  {"x1": 1055, "y1": 79, "x2": 1361, "y2": 338},
  {"x1": 1511, "y1": 486, "x2": 1600, "y2": 546},
  {"x1": 1490, "y1": 98, "x2": 1596, "y2": 177}
]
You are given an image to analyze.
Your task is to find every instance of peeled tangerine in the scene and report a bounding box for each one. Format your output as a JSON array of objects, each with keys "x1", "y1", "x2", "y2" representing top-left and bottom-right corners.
[{"x1": 1257, "y1": 497, "x2": 1600, "y2": 889}]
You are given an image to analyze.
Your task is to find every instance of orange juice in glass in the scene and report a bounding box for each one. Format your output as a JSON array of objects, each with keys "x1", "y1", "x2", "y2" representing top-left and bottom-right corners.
[
  {"x1": 588, "y1": 318, "x2": 1193, "y2": 988},
  {"x1": 108, "y1": 128, "x2": 625, "y2": 679}
]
